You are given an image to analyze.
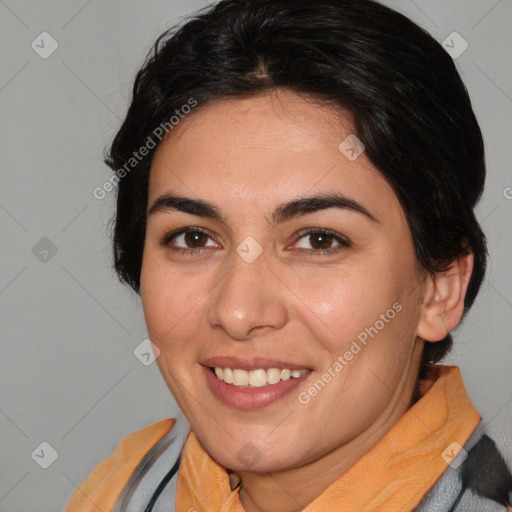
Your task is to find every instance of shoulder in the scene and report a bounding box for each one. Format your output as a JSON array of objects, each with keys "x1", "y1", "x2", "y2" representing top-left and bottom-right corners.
[
  {"x1": 456, "y1": 433, "x2": 512, "y2": 511},
  {"x1": 63, "y1": 418, "x2": 176, "y2": 512},
  {"x1": 417, "y1": 427, "x2": 512, "y2": 512}
]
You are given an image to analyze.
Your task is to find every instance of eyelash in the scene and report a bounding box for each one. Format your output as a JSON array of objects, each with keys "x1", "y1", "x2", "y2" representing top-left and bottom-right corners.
[{"x1": 160, "y1": 227, "x2": 351, "y2": 256}]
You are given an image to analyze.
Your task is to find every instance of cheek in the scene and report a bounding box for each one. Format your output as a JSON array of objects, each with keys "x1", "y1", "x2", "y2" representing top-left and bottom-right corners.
[
  {"x1": 283, "y1": 262, "x2": 399, "y2": 350},
  {"x1": 140, "y1": 255, "x2": 205, "y2": 346}
]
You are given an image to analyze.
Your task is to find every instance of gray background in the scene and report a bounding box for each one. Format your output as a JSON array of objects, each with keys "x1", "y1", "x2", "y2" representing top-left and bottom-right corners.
[{"x1": 0, "y1": 1, "x2": 511, "y2": 510}]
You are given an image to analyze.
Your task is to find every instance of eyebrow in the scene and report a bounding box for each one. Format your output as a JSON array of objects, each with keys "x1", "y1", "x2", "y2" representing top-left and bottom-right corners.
[{"x1": 147, "y1": 192, "x2": 378, "y2": 225}]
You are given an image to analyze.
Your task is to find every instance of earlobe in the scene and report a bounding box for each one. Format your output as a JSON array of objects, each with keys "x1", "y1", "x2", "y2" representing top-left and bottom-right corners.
[{"x1": 417, "y1": 252, "x2": 474, "y2": 342}]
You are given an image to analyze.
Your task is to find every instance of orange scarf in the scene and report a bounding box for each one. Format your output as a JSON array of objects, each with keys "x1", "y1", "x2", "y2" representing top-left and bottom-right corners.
[
  {"x1": 176, "y1": 365, "x2": 480, "y2": 511},
  {"x1": 64, "y1": 365, "x2": 480, "y2": 512}
]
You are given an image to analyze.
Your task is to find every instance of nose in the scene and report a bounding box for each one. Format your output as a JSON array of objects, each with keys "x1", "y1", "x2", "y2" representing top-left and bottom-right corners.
[{"x1": 206, "y1": 250, "x2": 289, "y2": 341}]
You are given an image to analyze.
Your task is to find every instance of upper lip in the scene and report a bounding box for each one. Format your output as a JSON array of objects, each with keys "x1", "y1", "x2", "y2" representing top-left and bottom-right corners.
[{"x1": 200, "y1": 356, "x2": 312, "y2": 371}]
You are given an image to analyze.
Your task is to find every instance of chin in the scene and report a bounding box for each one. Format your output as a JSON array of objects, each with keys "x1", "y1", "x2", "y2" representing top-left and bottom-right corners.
[
  {"x1": 204, "y1": 437, "x2": 305, "y2": 474},
  {"x1": 223, "y1": 454, "x2": 296, "y2": 474}
]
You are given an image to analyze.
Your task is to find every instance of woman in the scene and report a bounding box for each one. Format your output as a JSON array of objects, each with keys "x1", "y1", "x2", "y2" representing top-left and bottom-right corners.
[{"x1": 65, "y1": 0, "x2": 512, "y2": 510}]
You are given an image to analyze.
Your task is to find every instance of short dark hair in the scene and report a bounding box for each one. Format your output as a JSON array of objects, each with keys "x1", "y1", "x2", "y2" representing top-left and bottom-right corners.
[{"x1": 106, "y1": 0, "x2": 487, "y2": 371}]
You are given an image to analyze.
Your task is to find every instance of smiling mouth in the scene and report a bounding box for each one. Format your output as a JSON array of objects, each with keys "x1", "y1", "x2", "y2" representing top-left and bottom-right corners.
[{"x1": 210, "y1": 367, "x2": 309, "y2": 388}]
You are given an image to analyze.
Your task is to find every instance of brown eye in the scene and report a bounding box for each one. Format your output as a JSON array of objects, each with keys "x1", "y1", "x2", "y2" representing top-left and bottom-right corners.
[
  {"x1": 309, "y1": 232, "x2": 334, "y2": 250},
  {"x1": 293, "y1": 228, "x2": 351, "y2": 254},
  {"x1": 183, "y1": 231, "x2": 208, "y2": 248},
  {"x1": 161, "y1": 228, "x2": 219, "y2": 252}
]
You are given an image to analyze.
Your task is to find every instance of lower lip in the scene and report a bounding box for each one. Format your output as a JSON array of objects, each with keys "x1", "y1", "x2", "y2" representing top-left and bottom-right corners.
[{"x1": 203, "y1": 366, "x2": 311, "y2": 410}]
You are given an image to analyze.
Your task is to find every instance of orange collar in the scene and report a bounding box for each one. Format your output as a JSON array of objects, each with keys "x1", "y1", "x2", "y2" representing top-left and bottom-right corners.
[{"x1": 176, "y1": 365, "x2": 480, "y2": 512}]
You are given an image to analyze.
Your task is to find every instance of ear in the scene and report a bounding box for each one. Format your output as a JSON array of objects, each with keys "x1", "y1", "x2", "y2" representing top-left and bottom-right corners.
[{"x1": 417, "y1": 252, "x2": 474, "y2": 342}]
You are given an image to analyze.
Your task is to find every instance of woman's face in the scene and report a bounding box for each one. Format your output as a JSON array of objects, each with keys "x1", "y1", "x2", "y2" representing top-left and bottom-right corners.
[{"x1": 140, "y1": 90, "x2": 426, "y2": 473}]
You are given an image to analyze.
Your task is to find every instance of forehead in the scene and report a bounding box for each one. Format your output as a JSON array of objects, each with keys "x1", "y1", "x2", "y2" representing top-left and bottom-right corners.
[{"x1": 148, "y1": 90, "x2": 401, "y2": 223}]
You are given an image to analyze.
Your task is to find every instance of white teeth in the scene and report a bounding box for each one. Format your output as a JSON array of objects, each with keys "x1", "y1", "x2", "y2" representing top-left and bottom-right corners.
[
  {"x1": 233, "y1": 369, "x2": 249, "y2": 386},
  {"x1": 248, "y1": 369, "x2": 267, "y2": 387},
  {"x1": 212, "y1": 367, "x2": 307, "y2": 387},
  {"x1": 280, "y1": 369, "x2": 291, "y2": 381},
  {"x1": 223, "y1": 367, "x2": 234, "y2": 384},
  {"x1": 267, "y1": 368, "x2": 281, "y2": 384}
]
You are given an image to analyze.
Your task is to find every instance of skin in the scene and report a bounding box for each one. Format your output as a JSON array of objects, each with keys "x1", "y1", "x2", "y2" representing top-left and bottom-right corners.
[{"x1": 140, "y1": 90, "x2": 473, "y2": 512}]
